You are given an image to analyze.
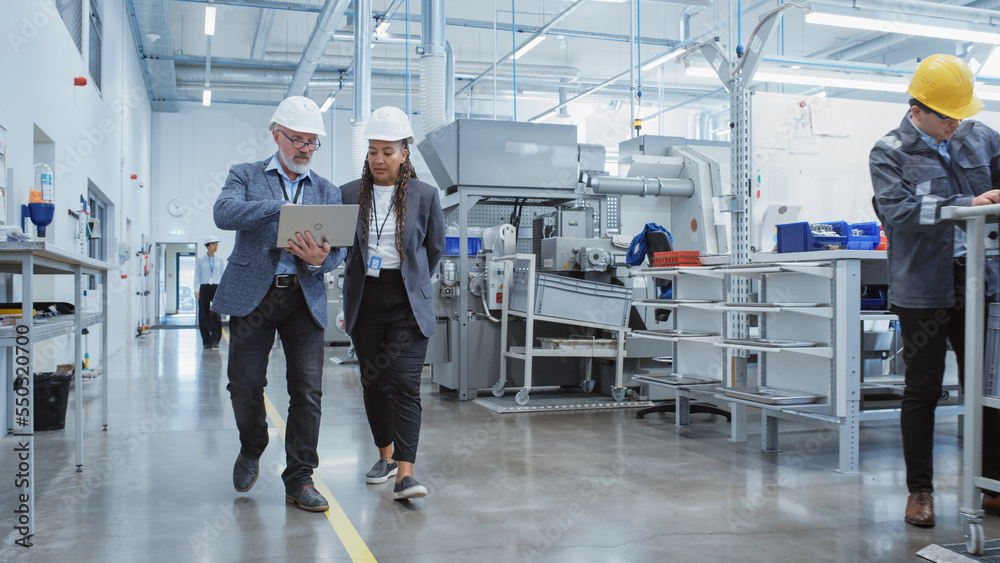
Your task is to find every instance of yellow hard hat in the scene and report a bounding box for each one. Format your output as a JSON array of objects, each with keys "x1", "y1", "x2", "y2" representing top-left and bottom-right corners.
[{"x1": 908, "y1": 54, "x2": 983, "y2": 120}]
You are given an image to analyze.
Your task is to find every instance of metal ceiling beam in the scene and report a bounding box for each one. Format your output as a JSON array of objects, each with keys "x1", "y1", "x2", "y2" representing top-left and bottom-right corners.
[
  {"x1": 170, "y1": 0, "x2": 677, "y2": 46},
  {"x1": 455, "y1": 0, "x2": 586, "y2": 97},
  {"x1": 285, "y1": 0, "x2": 351, "y2": 97}
]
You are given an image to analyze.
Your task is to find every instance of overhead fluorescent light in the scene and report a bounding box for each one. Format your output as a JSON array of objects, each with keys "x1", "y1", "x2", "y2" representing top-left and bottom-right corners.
[
  {"x1": 202, "y1": 89, "x2": 212, "y2": 106},
  {"x1": 975, "y1": 83, "x2": 1000, "y2": 101},
  {"x1": 204, "y1": 6, "x2": 216, "y2": 36},
  {"x1": 979, "y1": 47, "x2": 1000, "y2": 79},
  {"x1": 320, "y1": 95, "x2": 335, "y2": 112},
  {"x1": 685, "y1": 66, "x2": 908, "y2": 92},
  {"x1": 513, "y1": 36, "x2": 546, "y2": 60},
  {"x1": 805, "y1": 10, "x2": 1000, "y2": 45},
  {"x1": 375, "y1": 20, "x2": 390, "y2": 37},
  {"x1": 641, "y1": 50, "x2": 682, "y2": 71}
]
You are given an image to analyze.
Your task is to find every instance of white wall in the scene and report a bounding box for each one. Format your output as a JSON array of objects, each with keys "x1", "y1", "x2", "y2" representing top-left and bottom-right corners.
[{"x1": 0, "y1": 0, "x2": 152, "y2": 389}]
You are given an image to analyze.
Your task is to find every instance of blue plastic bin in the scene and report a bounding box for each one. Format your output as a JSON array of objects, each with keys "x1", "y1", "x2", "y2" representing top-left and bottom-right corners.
[
  {"x1": 860, "y1": 285, "x2": 887, "y2": 310},
  {"x1": 444, "y1": 236, "x2": 483, "y2": 256},
  {"x1": 847, "y1": 222, "x2": 881, "y2": 250},
  {"x1": 776, "y1": 221, "x2": 848, "y2": 253}
]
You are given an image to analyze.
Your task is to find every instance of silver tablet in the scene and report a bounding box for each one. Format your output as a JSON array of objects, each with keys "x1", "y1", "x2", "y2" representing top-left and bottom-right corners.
[{"x1": 275, "y1": 204, "x2": 359, "y2": 248}]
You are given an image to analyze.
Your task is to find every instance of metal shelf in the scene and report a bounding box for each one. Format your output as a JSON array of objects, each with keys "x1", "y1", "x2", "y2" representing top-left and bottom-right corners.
[{"x1": 0, "y1": 313, "x2": 102, "y2": 346}]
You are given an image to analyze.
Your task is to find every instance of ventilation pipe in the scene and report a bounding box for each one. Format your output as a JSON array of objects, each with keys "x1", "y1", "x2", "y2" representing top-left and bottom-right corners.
[
  {"x1": 285, "y1": 0, "x2": 351, "y2": 97},
  {"x1": 445, "y1": 40, "x2": 456, "y2": 124},
  {"x1": 353, "y1": 0, "x2": 372, "y2": 177},
  {"x1": 588, "y1": 176, "x2": 695, "y2": 198},
  {"x1": 419, "y1": 0, "x2": 448, "y2": 134}
]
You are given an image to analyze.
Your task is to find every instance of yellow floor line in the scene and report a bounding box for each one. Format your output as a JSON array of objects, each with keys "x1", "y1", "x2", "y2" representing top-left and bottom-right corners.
[{"x1": 223, "y1": 328, "x2": 376, "y2": 562}]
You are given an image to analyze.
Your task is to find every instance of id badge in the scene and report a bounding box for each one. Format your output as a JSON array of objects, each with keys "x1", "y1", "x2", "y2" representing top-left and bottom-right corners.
[{"x1": 367, "y1": 255, "x2": 383, "y2": 278}]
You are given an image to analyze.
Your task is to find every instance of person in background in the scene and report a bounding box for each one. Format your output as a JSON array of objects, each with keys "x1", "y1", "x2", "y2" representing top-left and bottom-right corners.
[
  {"x1": 870, "y1": 53, "x2": 1000, "y2": 528},
  {"x1": 195, "y1": 235, "x2": 225, "y2": 349},
  {"x1": 341, "y1": 106, "x2": 445, "y2": 501},
  {"x1": 212, "y1": 95, "x2": 347, "y2": 512}
]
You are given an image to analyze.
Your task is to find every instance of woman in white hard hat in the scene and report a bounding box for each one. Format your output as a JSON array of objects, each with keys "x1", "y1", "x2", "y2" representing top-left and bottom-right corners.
[{"x1": 341, "y1": 106, "x2": 445, "y2": 501}]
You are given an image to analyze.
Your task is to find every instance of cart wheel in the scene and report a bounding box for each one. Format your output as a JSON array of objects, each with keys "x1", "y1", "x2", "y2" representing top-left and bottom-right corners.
[
  {"x1": 492, "y1": 381, "x2": 506, "y2": 397},
  {"x1": 941, "y1": 390, "x2": 950, "y2": 401},
  {"x1": 965, "y1": 518, "x2": 985, "y2": 556},
  {"x1": 515, "y1": 389, "x2": 530, "y2": 405},
  {"x1": 611, "y1": 387, "x2": 626, "y2": 402},
  {"x1": 581, "y1": 380, "x2": 596, "y2": 393}
]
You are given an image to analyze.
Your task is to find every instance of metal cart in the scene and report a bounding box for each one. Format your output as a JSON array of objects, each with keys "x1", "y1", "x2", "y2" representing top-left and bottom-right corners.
[
  {"x1": 494, "y1": 254, "x2": 629, "y2": 405},
  {"x1": 941, "y1": 203, "x2": 1000, "y2": 555}
]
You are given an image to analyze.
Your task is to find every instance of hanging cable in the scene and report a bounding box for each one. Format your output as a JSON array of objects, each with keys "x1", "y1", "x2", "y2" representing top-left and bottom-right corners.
[
  {"x1": 512, "y1": 0, "x2": 517, "y2": 122},
  {"x1": 405, "y1": 0, "x2": 410, "y2": 115}
]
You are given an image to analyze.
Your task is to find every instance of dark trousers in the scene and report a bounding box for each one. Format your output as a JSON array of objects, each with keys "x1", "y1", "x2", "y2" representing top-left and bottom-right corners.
[
  {"x1": 894, "y1": 264, "x2": 1000, "y2": 493},
  {"x1": 198, "y1": 284, "x2": 222, "y2": 346},
  {"x1": 226, "y1": 279, "x2": 325, "y2": 490},
  {"x1": 352, "y1": 269, "x2": 429, "y2": 464}
]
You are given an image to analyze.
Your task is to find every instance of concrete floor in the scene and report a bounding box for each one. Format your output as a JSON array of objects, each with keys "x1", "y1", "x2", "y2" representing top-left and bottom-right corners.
[{"x1": 2, "y1": 327, "x2": 997, "y2": 562}]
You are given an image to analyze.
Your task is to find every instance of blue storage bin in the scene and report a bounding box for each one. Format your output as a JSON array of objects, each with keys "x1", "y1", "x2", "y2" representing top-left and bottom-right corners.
[
  {"x1": 860, "y1": 285, "x2": 887, "y2": 310},
  {"x1": 444, "y1": 236, "x2": 483, "y2": 256},
  {"x1": 776, "y1": 221, "x2": 848, "y2": 253},
  {"x1": 847, "y1": 222, "x2": 881, "y2": 250}
]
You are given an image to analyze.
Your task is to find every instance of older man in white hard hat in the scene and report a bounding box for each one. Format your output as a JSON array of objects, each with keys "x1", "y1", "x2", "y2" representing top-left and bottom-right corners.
[
  {"x1": 212, "y1": 95, "x2": 347, "y2": 512},
  {"x1": 194, "y1": 235, "x2": 225, "y2": 349}
]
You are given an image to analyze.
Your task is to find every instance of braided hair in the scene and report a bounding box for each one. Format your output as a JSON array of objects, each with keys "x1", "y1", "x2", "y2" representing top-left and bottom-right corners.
[{"x1": 359, "y1": 139, "x2": 418, "y2": 265}]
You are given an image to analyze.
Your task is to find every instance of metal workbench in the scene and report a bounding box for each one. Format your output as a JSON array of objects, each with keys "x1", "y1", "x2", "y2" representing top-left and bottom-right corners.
[{"x1": 1, "y1": 241, "x2": 114, "y2": 546}]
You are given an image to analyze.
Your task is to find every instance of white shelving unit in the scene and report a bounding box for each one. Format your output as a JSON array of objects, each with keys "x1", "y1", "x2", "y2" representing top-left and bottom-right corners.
[
  {"x1": 712, "y1": 250, "x2": 961, "y2": 474},
  {"x1": 629, "y1": 266, "x2": 730, "y2": 425}
]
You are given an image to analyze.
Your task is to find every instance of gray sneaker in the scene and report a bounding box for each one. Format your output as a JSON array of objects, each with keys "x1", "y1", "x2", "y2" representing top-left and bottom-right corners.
[
  {"x1": 393, "y1": 476, "x2": 428, "y2": 500},
  {"x1": 365, "y1": 459, "x2": 398, "y2": 484}
]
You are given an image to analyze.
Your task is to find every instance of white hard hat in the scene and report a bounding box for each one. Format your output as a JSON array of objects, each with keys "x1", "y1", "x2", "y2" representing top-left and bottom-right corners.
[
  {"x1": 365, "y1": 106, "x2": 414, "y2": 143},
  {"x1": 270, "y1": 96, "x2": 327, "y2": 136},
  {"x1": 205, "y1": 236, "x2": 220, "y2": 246}
]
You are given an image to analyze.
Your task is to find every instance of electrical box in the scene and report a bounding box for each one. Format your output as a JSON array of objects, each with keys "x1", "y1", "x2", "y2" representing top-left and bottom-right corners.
[{"x1": 486, "y1": 262, "x2": 504, "y2": 310}]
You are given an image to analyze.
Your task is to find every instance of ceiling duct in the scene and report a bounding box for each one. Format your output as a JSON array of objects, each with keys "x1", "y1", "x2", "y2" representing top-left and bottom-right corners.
[{"x1": 285, "y1": 0, "x2": 351, "y2": 96}]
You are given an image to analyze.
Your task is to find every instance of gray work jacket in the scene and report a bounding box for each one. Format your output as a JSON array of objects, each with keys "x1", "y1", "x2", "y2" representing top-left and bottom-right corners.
[{"x1": 871, "y1": 114, "x2": 1000, "y2": 309}]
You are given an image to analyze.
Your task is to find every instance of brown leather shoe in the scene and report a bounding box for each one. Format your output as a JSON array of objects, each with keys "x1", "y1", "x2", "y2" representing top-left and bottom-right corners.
[
  {"x1": 983, "y1": 493, "x2": 1000, "y2": 516},
  {"x1": 905, "y1": 492, "x2": 935, "y2": 527}
]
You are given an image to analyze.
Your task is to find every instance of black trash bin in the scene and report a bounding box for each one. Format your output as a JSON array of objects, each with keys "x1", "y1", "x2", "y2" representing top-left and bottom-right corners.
[{"x1": 33, "y1": 372, "x2": 73, "y2": 431}]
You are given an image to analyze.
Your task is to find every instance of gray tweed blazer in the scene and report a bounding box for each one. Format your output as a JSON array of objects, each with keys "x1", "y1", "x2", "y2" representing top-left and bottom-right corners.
[{"x1": 211, "y1": 158, "x2": 347, "y2": 328}]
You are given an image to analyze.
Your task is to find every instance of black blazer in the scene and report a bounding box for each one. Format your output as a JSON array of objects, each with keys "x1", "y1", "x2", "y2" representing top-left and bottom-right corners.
[{"x1": 340, "y1": 178, "x2": 445, "y2": 338}]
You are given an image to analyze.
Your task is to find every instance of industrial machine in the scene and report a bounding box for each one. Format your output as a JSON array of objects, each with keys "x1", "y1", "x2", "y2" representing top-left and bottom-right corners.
[
  {"x1": 324, "y1": 265, "x2": 350, "y2": 345},
  {"x1": 418, "y1": 121, "x2": 729, "y2": 400}
]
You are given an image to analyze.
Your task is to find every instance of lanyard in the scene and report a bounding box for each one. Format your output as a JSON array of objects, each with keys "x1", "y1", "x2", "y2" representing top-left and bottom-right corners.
[
  {"x1": 277, "y1": 175, "x2": 303, "y2": 204},
  {"x1": 371, "y1": 197, "x2": 393, "y2": 250}
]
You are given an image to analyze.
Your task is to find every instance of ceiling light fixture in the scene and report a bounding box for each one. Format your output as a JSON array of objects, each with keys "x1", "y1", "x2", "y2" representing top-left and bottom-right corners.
[
  {"x1": 204, "y1": 5, "x2": 216, "y2": 36},
  {"x1": 513, "y1": 36, "x2": 546, "y2": 60},
  {"x1": 202, "y1": 89, "x2": 212, "y2": 106},
  {"x1": 804, "y1": 9, "x2": 1000, "y2": 45},
  {"x1": 375, "y1": 20, "x2": 390, "y2": 37},
  {"x1": 320, "y1": 95, "x2": 335, "y2": 112}
]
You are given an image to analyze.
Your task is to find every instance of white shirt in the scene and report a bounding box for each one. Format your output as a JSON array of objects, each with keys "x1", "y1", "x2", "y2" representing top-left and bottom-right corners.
[
  {"x1": 367, "y1": 184, "x2": 401, "y2": 270},
  {"x1": 195, "y1": 253, "x2": 225, "y2": 286}
]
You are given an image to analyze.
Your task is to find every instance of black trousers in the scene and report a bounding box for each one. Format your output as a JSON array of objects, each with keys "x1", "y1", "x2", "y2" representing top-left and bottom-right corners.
[
  {"x1": 226, "y1": 279, "x2": 325, "y2": 490},
  {"x1": 198, "y1": 284, "x2": 222, "y2": 346},
  {"x1": 894, "y1": 264, "x2": 1000, "y2": 494},
  {"x1": 352, "y1": 269, "x2": 429, "y2": 464}
]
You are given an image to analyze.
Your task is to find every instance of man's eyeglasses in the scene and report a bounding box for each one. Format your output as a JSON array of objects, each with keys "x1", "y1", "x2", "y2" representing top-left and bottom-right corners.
[
  {"x1": 926, "y1": 108, "x2": 958, "y2": 122},
  {"x1": 277, "y1": 129, "x2": 321, "y2": 151}
]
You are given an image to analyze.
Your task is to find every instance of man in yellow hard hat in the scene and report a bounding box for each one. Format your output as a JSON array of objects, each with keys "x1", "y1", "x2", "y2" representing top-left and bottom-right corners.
[{"x1": 871, "y1": 54, "x2": 1000, "y2": 528}]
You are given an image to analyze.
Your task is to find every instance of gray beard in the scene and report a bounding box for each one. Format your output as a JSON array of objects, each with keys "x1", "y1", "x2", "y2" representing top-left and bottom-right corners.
[{"x1": 280, "y1": 151, "x2": 311, "y2": 175}]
